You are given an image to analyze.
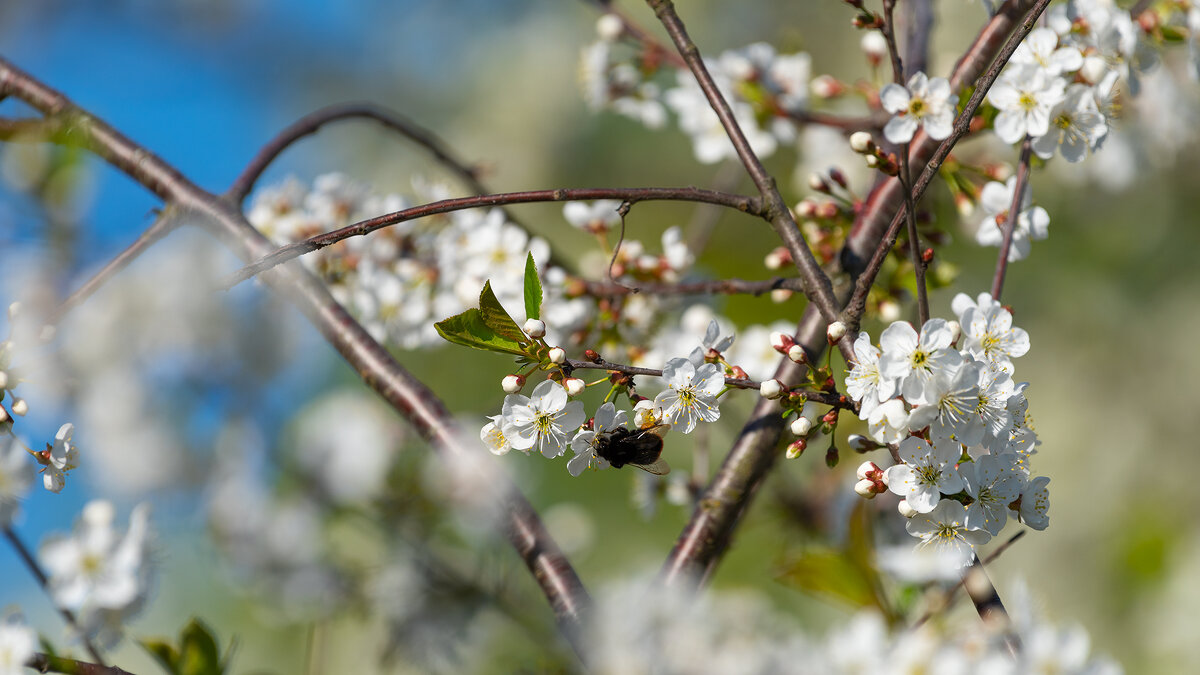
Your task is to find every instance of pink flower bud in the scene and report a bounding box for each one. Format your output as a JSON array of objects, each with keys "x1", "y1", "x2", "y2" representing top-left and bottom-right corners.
[
  {"x1": 770, "y1": 331, "x2": 794, "y2": 353},
  {"x1": 854, "y1": 478, "x2": 878, "y2": 498},
  {"x1": 827, "y1": 320, "x2": 847, "y2": 343},
  {"x1": 856, "y1": 460, "x2": 880, "y2": 480},
  {"x1": 787, "y1": 344, "x2": 807, "y2": 364},
  {"x1": 786, "y1": 438, "x2": 807, "y2": 459}
]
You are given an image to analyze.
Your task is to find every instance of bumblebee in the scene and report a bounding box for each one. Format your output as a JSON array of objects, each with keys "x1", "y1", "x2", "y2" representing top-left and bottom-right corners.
[{"x1": 594, "y1": 424, "x2": 670, "y2": 475}]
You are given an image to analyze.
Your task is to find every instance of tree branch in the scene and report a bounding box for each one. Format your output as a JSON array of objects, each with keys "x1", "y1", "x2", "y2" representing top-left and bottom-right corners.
[
  {"x1": 225, "y1": 103, "x2": 495, "y2": 207},
  {"x1": 991, "y1": 136, "x2": 1033, "y2": 302},
  {"x1": 0, "y1": 56, "x2": 594, "y2": 663},
  {"x1": 221, "y1": 186, "x2": 762, "y2": 287},
  {"x1": 27, "y1": 653, "x2": 135, "y2": 675},
  {"x1": 4, "y1": 527, "x2": 107, "y2": 665},
  {"x1": 575, "y1": 275, "x2": 804, "y2": 298}
]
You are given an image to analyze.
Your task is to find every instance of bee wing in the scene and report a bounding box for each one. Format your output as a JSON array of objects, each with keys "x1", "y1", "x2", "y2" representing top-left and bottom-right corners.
[
  {"x1": 640, "y1": 423, "x2": 671, "y2": 439},
  {"x1": 629, "y1": 458, "x2": 671, "y2": 476}
]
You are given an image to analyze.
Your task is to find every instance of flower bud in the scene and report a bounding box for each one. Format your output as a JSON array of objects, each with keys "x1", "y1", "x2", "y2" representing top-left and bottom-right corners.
[
  {"x1": 584, "y1": 349, "x2": 601, "y2": 363},
  {"x1": 897, "y1": 499, "x2": 918, "y2": 518},
  {"x1": 811, "y1": 74, "x2": 843, "y2": 99},
  {"x1": 548, "y1": 347, "x2": 566, "y2": 364},
  {"x1": 786, "y1": 438, "x2": 807, "y2": 459},
  {"x1": 815, "y1": 201, "x2": 839, "y2": 220},
  {"x1": 730, "y1": 365, "x2": 748, "y2": 380},
  {"x1": 502, "y1": 374, "x2": 526, "y2": 393},
  {"x1": 770, "y1": 331, "x2": 795, "y2": 353},
  {"x1": 849, "y1": 131, "x2": 874, "y2": 154},
  {"x1": 563, "y1": 378, "x2": 585, "y2": 397},
  {"x1": 828, "y1": 168, "x2": 849, "y2": 190},
  {"x1": 795, "y1": 199, "x2": 817, "y2": 219},
  {"x1": 878, "y1": 300, "x2": 901, "y2": 323},
  {"x1": 826, "y1": 320, "x2": 847, "y2": 343},
  {"x1": 946, "y1": 320, "x2": 961, "y2": 345},
  {"x1": 596, "y1": 13, "x2": 624, "y2": 41},
  {"x1": 790, "y1": 416, "x2": 812, "y2": 437},
  {"x1": 848, "y1": 434, "x2": 877, "y2": 452},
  {"x1": 825, "y1": 445, "x2": 840, "y2": 468},
  {"x1": 760, "y1": 379, "x2": 785, "y2": 400},
  {"x1": 787, "y1": 344, "x2": 807, "y2": 364},
  {"x1": 808, "y1": 173, "x2": 830, "y2": 193},
  {"x1": 856, "y1": 460, "x2": 880, "y2": 480},
  {"x1": 864, "y1": 154, "x2": 879, "y2": 168},
  {"x1": 10, "y1": 398, "x2": 26, "y2": 417},
  {"x1": 0, "y1": 371, "x2": 7, "y2": 390},
  {"x1": 860, "y1": 31, "x2": 887, "y2": 65},
  {"x1": 770, "y1": 289, "x2": 793, "y2": 304},
  {"x1": 523, "y1": 318, "x2": 547, "y2": 339},
  {"x1": 854, "y1": 478, "x2": 878, "y2": 498}
]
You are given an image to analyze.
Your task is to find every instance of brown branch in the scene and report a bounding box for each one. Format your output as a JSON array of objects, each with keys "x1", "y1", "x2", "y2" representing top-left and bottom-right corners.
[
  {"x1": 840, "y1": 0, "x2": 1051, "y2": 331},
  {"x1": 0, "y1": 57, "x2": 594, "y2": 663},
  {"x1": 564, "y1": 357, "x2": 852, "y2": 409},
  {"x1": 222, "y1": 186, "x2": 762, "y2": 287},
  {"x1": 904, "y1": 0, "x2": 936, "y2": 78},
  {"x1": 662, "y1": 0, "x2": 1051, "y2": 590},
  {"x1": 27, "y1": 653, "x2": 135, "y2": 675},
  {"x1": 225, "y1": 103, "x2": 494, "y2": 207},
  {"x1": 912, "y1": 529, "x2": 1027, "y2": 629},
  {"x1": 576, "y1": 275, "x2": 804, "y2": 297},
  {"x1": 643, "y1": 0, "x2": 853, "y2": 366},
  {"x1": 4, "y1": 527, "x2": 107, "y2": 665},
  {"x1": 990, "y1": 136, "x2": 1033, "y2": 302},
  {"x1": 881, "y1": 0, "x2": 907, "y2": 85}
]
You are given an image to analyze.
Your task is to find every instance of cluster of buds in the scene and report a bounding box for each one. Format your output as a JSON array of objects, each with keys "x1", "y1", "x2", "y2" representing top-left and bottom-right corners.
[
  {"x1": 854, "y1": 461, "x2": 887, "y2": 498},
  {"x1": 849, "y1": 131, "x2": 898, "y2": 176}
]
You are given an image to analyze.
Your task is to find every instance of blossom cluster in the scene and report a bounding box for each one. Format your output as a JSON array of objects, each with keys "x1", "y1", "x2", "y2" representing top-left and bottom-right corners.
[{"x1": 845, "y1": 292, "x2": 1048, "y2": 564}]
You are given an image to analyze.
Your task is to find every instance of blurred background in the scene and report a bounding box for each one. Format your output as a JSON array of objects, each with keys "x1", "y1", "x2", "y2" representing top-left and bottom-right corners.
[{"x1": 1, "y1": 0, "x2": 1198, "y2": 673}]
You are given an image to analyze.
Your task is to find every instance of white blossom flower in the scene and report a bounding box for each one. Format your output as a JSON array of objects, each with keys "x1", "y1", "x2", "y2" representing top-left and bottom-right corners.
[
  {"x1": 960, "y1": 304, "x2": 1030, "y2": 370},
  {"x1": 905, "y1": 499, "x2": 991, "y2": 557},
  {"x1": 880, "y1": 72, "x2": 958, "y2": 143},
  {"x1": 653, "y1": 358, "x2": 724, "y2": 433},
  {"x1": 867, "y1": 398, "x2": 910, "y2": 445},
  {"x1": 1011, "y1": 27, "x2": 1084, "y2": 77},
  {"x1": 0, "y1": 438, "x2": 33, "y2": 527},
  {"x1": 974, "y1": 177, "x2": 1050, "y2": 262},
  {"x1": 0, "y1": 616, "x2": 35, "y2": 675},
  {"x1": 40, "y1": 501, "x2": 153, "y2": 641},
  {"x1": 950, "y1": 291, "x2": 1000, "y2": 322},
  {"x1": 43, "y1": 422, "x2": 79, "y2": 493},
  {"x1": 988, "y1": 64, "x2": 1067, "y2": 144},
  {"x1": 961, "y1": 454, "x2": 1025, "y2": 535},
  {"x1": 568, "y1": 402, "x2": 628, "y2": 476},
  {"x1": 480, "y1": 416, "x2": 513, "y2": 456},
  {"x1": 884, "y1": 437, "x2": 965, "y2": 513},
  {"x1": 501, "y1": 380, "x2": 586, "y2": 458},
  {"x1": 846, "y1": 332, "x2": 896, "y2": 418},
  {"x1": 1032, "y1": 83, "x2": 1108, "y2": 163},
  {"x1": 563, "y1": 200, "x2": 623, "y2": 233},
  {"x1": 908, "y1": 360, "x2": 984, "y2": 444},
  {"x1": 878, "y1": 319, "x2": 963, "y2": 405},
  {"x1": 1019, "y1": 475, "x2": 1051, "y2": 530}
]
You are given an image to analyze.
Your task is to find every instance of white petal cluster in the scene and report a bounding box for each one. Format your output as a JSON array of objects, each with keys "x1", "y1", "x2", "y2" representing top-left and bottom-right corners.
[
  {"x1": 974, "y1": 176, "x2": 1050, "y2": 262},
  {"x1": 880, "y1": 72, "x2": 957, "y2": 144},
  {"x1": 39, "y1": 500, "x2": 154, "y2": 646},
  {"x1": 500, "y1": 380, "x2": 586, "y2": 459},
  {"x1": 845, "y1": 294, "x2": 1051, "y2": 555}
]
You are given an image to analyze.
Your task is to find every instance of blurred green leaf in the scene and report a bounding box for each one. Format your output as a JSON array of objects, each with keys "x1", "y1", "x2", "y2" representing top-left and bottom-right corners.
[
  {"x1": 524, "y1": 253, "x2": 542, "y2": 321},
  {"x1": 777, "y1": 546, "x2": 878, "y2": 609},
  {"x1": 141, "y1": 637, "x2": 181, "y2": 674},
  {"x1": 142, "y1": 618, "x2": 227, "y2": 675}
]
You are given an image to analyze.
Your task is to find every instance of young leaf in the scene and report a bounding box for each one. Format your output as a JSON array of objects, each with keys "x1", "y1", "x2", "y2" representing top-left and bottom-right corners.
[
  {"x1": 478, "y1": 281, "x2": 528, "y2": 342},
  {"x1": 776, "y1": 546, "x2": 878, "y2": 610},
  {"x1": 524, "y1": 252, "x2": 542, "y2": 321},
  {"x1": 436, "y1": 308, "x2": 528, "y2": 356}
]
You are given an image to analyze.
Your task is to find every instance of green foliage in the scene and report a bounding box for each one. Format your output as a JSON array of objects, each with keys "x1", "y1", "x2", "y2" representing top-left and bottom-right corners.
[
  {"x1": 141, "y1": 618, "x2": 230, "y2": 675},
  {"x1": 524, "y1": 252, "x2": 543, "y2": 321}
]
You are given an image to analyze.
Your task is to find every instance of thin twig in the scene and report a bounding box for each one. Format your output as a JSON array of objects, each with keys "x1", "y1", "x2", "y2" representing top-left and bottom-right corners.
[
  {"x1": 27, "y1": 653, "x2": 135, "y2": 675},
  {"x1": 576, "y1": 275, "x2": 804, "y2": 298},
  {"x1": 4, "y1": 527, "x2": 107, "y2": 665},
  {"x1": 990, "y1": 136, "x2": 1033, "y2": 302},
  {"x1": 0, "y1": 56, "x2": 594, "y2": 663},
  {"x1": 881, "y1": 0, "x2": 907, "y2": 85},
  {"x1": 643, "y1": 0, "x2": 853, "y2": 366},
  {"x1": 564, "y1": 357, "x2": 852, "y2": 409},
  {"x1": 912, "y1": 530, "x2": 1027, "y2": 629},
  {"x1": 222, "y1": 186, "x2": 761, "y2": 287},
  {"x1": 225, "y1": 103, "x2": 493, "y2": 208}
]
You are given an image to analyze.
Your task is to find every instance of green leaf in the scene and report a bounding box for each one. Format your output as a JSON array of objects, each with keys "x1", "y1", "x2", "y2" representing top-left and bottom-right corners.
[
  {"x1": 435, "y1": 308, "x2": 528, "y2": 357},
  {"x1": 776, "y1": 546, "x2": 878, "y2": 610},
  {"x1": 179, "y1": 618, "x2": 223, "y2": 675},
  {"x1": 523, "y1": 252, "x2": 542, "y2": 321},
  {"x1": 141, "y1": 638, "x2": 181, "y2": 675},
  {"x1": 478, "y1": 280, "x2": 527, "y2": 342}
]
